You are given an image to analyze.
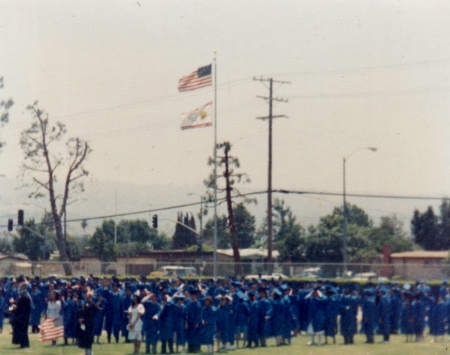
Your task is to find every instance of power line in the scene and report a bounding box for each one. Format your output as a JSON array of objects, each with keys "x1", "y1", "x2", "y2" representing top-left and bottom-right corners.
[{"x1": 2, "y1": 189, "x2": 447, "y2": 229}]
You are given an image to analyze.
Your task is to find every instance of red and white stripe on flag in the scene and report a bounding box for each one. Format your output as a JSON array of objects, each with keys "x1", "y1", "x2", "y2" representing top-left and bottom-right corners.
[
  {"x1": 39, "y1": 316, "x2": 64, "y2": 342},
  {"x1": 178, "y1": 64, "x2": 212, "y2": 92}
]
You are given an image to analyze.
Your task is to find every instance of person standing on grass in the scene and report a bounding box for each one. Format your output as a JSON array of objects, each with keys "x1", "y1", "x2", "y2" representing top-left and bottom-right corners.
[
  {"x1": 256, "y1": 287, "x2": 272, "y2": 348},
  {"x1": 127, "y1": 294, "x2": 145, "y2": 355},
  {"x1": 29, "y1": 281, "x2": 43, "y2": 334},
  {"x1": 377, "y1": 287, "x2": 391, "y2": 344},
  {"x1": 185, "y1": 288, "x2": 202, "y2": 354},
  {"x1": 215, "y1": 294, "x2": 231, "y2": 352},
  {"x1": 246, "y1": 291, "x2": 259, "y2": 348},
  {"x1": 400, "y1": 291, "x2": 414, "y2": 342},
  {"x1": 93, "y1": 291, "x2": 107, "y2": 344},
  {"x1": 430, "y1": 293, "x2": 446, "y2": 342},
  {"x1": 306, "y1": 287, "x2": 326, "y2": 346},
  {"x1": 61, "y1": 289, "x2": 75, "y2": 345},
  {"x1": 0, "y1": 287, "x2": 5, "y2": 335},
  {"x1": 122, "y1": 286, "x2": 133, "y2": 343},
  {"x1": 77, "y1": 291, "x2": 97, "y2": 355},
  {"x1": 141, "y1": 291, "x2": 160, "y2": 354},
  {"x1": 9, "y1": 282, "x2": 32, "y2": 349},
  {"x1": 339, "y1": 285, "x2": 358, "y2": 345},
  {"x1": 361, "y1": 288, "x2": 377, "y2": 344},
  {"x1": 105, "y1": 282, "x2": 124, "y2": 344},
  {"x1": 173, "y1": 293, "x2": 187, "y2": 354},
  {"x1": 324, "y1": 286, "x2": 339, "y2": 345},
  {"x1": 199, "y1": 296, "x2": 215, "y2": 354},
  {"x1": 158, "y1": 292, "x2": 175, "y2": 354},
  {"x1": 44, "y1": 290, "x2": 62, "y2": 346}
]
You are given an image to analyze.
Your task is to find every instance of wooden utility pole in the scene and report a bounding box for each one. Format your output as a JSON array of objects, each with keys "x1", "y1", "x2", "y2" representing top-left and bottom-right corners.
[{"x1": 254, "y1": 76, "x2": 290, "y2": 271}]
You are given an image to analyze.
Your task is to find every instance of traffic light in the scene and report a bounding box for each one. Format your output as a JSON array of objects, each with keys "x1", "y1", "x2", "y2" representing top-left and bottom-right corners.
[
  {"x1": 18, "y1": 210, "x2": 24, "y2": 226},
  {"x1": 7, "y1": 219, "x2": 13, "y2": 231},
  {"x1": 152, "y1": 214, "x2": 158, "y2": 229}
]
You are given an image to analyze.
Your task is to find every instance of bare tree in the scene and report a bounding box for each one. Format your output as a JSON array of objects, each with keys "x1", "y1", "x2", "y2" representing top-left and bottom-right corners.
[
  {"x1": 205, "y1": 141, "x2": 252, "y2": 276},
  {"x1": 20, "y1": 102, "x2": 92, "y2": 275}
]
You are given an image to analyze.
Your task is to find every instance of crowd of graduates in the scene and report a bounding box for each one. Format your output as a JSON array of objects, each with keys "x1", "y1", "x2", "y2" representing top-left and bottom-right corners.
[{"x1": 0, "y1": 273, "x2": 450, "y2": 354}]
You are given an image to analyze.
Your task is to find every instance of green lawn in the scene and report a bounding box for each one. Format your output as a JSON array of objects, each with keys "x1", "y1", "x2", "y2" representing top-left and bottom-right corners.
[{"x1": 0, "y1": 323, "x2": 449, "y2": 355}]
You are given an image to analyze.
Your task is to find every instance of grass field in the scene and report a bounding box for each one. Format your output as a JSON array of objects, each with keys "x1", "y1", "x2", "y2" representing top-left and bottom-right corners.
[{"x1": 1, "y1": 323, "x2": 450, "y2": 355}]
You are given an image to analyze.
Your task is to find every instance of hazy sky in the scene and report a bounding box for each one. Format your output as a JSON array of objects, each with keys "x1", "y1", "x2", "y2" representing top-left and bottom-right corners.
[{"x1": 1, "y1": 1, "x2": 449, "y2": 235}]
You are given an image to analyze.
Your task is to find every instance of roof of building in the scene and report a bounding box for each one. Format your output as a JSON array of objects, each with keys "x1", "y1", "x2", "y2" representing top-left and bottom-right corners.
[
  {"x1": 391, "y1": 251, "x2": 448, "y2": 259},
  {"x1": 217, "y1": 248, "x2": 279, "y2": 258},
  {"x1": 0, "y1": 254, "x2": 28, "y2": 261}
]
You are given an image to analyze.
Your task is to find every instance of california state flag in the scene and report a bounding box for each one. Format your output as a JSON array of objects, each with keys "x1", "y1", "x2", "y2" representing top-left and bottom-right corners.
[{"x1": 181, "y1": 102, "x2": 212, "y2": 130}]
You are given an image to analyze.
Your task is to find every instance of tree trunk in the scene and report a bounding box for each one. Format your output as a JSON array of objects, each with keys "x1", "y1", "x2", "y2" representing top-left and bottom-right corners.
[
  {"x1": 224, "y1": 145, "x2": 242, "y2": 276},
  {"x1": 53, "y1": 212, "x2": 72, "y2": 276}
]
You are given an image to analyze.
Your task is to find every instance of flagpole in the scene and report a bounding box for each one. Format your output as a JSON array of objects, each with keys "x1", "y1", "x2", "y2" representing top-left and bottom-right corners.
[{"x1": 213, "y1": 52, "x2": 218, "y2": 278}]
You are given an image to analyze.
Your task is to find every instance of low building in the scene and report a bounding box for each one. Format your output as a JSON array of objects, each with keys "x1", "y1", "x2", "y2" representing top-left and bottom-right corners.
[
  {"x1": 0, "y1": 254, "x2": 30, "y2": 275},
  {"x1": 79, "y1": 248, "x2": 234, "y2": 277},
  {"x1": 389, "y1": 250, "x2": 449, "y2": 280},
  {"x1": 217, "y1": 248, "x2": 279, "y2": 275}
]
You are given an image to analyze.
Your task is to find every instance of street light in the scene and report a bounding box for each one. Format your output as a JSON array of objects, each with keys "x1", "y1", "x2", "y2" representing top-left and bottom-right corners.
[{"x1": 343, "y1": 147, "x2": 377, "y2": 276}]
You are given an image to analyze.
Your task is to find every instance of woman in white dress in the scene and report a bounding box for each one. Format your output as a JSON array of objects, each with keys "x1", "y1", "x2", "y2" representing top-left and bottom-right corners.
[
  {"x1": 42, "y1": 290, "x2": 62, "y2": 346},
  {"x1": 128, "y1": 294, "x2": 145, "y2": 355}
]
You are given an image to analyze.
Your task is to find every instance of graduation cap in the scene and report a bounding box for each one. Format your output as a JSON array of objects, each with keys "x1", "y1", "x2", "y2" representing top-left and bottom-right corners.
[
  {"x1": 364, "y1": 287, "x2": 374, "y2": 295},
  {"x1": 236, "y1": 291, "x2": 245, "y2": 299},
  {"x1": 273, "y1": 288, "x2": 283, "y2": 297},
  {"x1": 380, "y1": 286, "x2": 389, "y2": 294}
]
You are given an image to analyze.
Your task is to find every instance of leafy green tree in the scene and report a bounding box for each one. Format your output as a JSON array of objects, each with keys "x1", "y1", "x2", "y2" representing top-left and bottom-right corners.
[
  {"x1": 272, "y1": 200, "x2": 306, "y2": 262},
  {"x1": 202, "y1": 204, "x2": 256, "y2": 250},
  {"x1": 65, "y1": 235, "x2": 84, "y2": 261},
  {"x1": 233, "y1": 203, "x2": 255, "y2": 249},
  {"x1": 438, "y1": 199, "x2": 450, "y2": 250},
  {"x1": 203, "y1": 215, "x2": 230, "y2": 249},
  {"x1": 334, "y1": 203, "x2": 373, "y2": 227},
  {"x1": 367, "y1": 215, "x2": 413, "y2": 254},
  {"x1": 152, "y1": 232, "x2": 171, "y2": 250},
  {"x1": 0, "y1": 238, "x2": 14, "y2": 255},
  {"x1": 0, "y1": 77, "x2": 14, "y2": 153},
  {"x1": 89, "y1": 220, "x2": 117, "y2": 272},
  {"x1": 304, "y1": 204, "x2": 374, "y2": 276},
  {"x1": 412, "y1": 206, "x2": 439, "y2": 250},
  {"x1": 172, "y1": 212, "x2": 197, "y2": 250},
  {"x1": 14, "y1": 218, "x2": 53, "y2": 274}
]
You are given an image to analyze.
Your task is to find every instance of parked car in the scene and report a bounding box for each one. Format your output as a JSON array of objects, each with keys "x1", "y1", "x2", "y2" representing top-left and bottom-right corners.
[
  {"x1": 352, "y1": 272, "x2": 377, "y2": 281},
  {"x1": 150, "y1": 266, "x2": 197, "y2": 278},
  {"x1": 244, "y1": 273, "x2": 288, "y2": 280},
  {"x1": 295, "y1": 267, "x2": 322, "y2": 278}
]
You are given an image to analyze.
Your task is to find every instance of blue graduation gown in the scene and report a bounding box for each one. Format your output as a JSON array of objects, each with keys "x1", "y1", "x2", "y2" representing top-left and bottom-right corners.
[
  {"x1": 339, "y1": 294, "x2": 358, "y2": 336},
  {"x1": 361, "y1": 295, "x2": 377, "y2": 337},
  {"x1": 199, "y1": 305, "x2": 215, "y2": 345},
  {"x1": 324, "y1": 294, "x2": 339, "y2": 337},
  {"x1": 142, "y1": 300, "x2": 160, "y2": 345},
  {"x1": 257, "y1": 297, "x2": 273, "y2": 338},
  {"x1": 377, "y1": 294, "x2": 391, "y2": 336},
  {"x1": 29, "y1": 290, "x2": 43, "y2": 326}
]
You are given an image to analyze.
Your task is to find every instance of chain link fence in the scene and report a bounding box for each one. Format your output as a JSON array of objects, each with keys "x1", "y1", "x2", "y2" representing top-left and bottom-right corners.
[{"x1": 1, "y1": 260, "x2": 449, "y2": 281}]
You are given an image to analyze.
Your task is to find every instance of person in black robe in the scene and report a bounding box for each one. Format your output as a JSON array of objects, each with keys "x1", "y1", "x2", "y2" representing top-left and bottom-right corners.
[
  {"x1": 10, "y1": 283, "x2": 32, "y2": 349},
  {"x1": 77, "y1": 291, "x2": 97, "y2": 355}
]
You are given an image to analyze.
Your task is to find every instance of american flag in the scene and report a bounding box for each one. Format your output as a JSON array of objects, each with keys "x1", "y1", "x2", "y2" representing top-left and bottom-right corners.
[
  {"x1": 178, "y1": 64, "x2": 212, "y2": 92},
  {"x1": 39, "y1": 316, "x2": 64, "y2": 342}
]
